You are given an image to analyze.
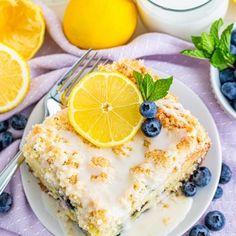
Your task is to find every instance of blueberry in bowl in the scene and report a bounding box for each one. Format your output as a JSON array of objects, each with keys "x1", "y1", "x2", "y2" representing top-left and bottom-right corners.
[{"x1": 210, "y1": 26, "x2": 236, "y2": 119}]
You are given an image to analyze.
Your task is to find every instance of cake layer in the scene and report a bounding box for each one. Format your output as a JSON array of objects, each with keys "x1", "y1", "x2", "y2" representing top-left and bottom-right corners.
[{"x1": 23, "y1": 59, "x2": 211, "y2": 236}]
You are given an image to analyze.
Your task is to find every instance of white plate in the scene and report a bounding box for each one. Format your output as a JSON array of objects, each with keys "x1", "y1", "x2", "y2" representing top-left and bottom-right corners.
[{"x1": 20, "y1": 75, "x2": 221, "y2": 236}]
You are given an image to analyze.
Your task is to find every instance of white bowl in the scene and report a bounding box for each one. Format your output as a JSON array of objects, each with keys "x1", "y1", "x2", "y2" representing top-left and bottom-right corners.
[
  {"x1": 210, "y1": 22, "x2": 236, "y2": 120},
  {"x1": 210, "y1": 65, "x2": 236, "y2": 119}
]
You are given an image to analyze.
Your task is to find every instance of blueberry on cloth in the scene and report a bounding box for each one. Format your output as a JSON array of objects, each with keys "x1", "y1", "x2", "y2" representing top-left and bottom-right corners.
[
  {"x1": 189, "y1": 224, "x2": 210, "y2": 236},
  {"x1": 141, "y1": 118, "x2": 162, "y2": 138},
  {"x1": 140, "y1": 101, "x2": 157, "y2": 118},
  {"x1": 221, "y1": 82, "x2": 236, "y2": 100},
  {"x1": 205, "y1": 211, "x2": 225, "y2": 231},
  {"x1": 230, "y1": 44, "x2": 236, "y2": 56},
  {"x1": 9, "y1": 114, "x2": 27, "y2": 130},
  {"x1": 192, "y1": 166, "x2": 212, "y2": 187},
  {"x1": 0, "y1": 120, "x2": 9, "y2": 133},
  {"x1": 182, "y1": 181, "x2": 197, "y2": 197},
  {"x1": 0, "y1": 131, "x2": 13, "y2": 152},
  {"x1": 213, "y1": 186, "x2": 223, "y2": 201},
  {"x1": 219, "y1": 68, "x2": 235, "y2": 84},
  {"x1": 219, "y1": 163, "x2": 232, "y2": 184},
  {"x1": 232, "y1": 100, "x2": 236, "y2": 111},
  {"x1": 0, "y1": 192, "x2": 13, "y2": 213},
  {"x1": 231, "y1": 30, "x2": 236, "y2": 46}
]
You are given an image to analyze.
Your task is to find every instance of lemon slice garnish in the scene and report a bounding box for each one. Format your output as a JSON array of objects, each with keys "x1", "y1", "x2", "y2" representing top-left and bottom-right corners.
[{"x1": 68, "y1": 71, "x2": 143, "y2": 147}]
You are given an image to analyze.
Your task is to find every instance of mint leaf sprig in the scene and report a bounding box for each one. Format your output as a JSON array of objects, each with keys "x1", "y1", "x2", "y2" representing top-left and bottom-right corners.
[
  {"x1": 181, "y1": 18, "x2": 236, "y2": 70},
  {"x1": 133, "y1": 71, "x2": 173, "y2": 101}
]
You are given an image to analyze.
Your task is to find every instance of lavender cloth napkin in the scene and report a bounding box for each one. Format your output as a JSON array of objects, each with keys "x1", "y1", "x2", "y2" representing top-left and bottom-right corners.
[{"x1": 0, "y1": 1, "x2": 235, "y2": 236}]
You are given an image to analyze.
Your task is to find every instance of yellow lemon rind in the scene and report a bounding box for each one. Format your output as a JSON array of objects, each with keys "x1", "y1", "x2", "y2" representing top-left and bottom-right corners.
[
  {"x1": 22, "y1": 0, "x2": 45, "y2": 60},
  {"x1": 0, "y1": 43, "x2": 30, "y2": 113}
]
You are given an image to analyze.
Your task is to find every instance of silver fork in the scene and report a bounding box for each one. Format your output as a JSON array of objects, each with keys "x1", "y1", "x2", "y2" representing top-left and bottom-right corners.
[{"x1": 0, "y1": 50, "x2": 104, "y2": 195}]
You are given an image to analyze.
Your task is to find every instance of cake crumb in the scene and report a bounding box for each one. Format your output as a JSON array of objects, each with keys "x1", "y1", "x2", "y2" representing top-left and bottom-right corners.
[{"x1": 162, "y1": 217, "x2": 171, "y2": 225}]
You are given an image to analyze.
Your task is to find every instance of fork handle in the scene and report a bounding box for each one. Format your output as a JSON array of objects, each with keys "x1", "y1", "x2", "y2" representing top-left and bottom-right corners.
[{"x1": 0, "y1": 151, "x2": 25, "y2": 195}]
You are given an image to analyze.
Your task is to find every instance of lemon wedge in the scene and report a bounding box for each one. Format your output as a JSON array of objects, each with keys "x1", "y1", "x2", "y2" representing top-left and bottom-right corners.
[
  {"x1": 68, "y1": 71, "x2": 143, "y2": 147},
  {"x1": 0, "y1": 43, "x2": 30, "y2": 113},
  {"x1": 0, "y1": 0, "x2": 45, "y2": 60}
]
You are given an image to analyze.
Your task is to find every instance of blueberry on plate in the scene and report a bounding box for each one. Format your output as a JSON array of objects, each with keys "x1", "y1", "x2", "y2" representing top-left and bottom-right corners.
[
  {"x1": 219, "y1": 68, "x2": 235, "y2": 84},
  {"x1": 231, "y1": 30, "x2": 236, "y2": 46},
  {"x1": 189, "y1": 224, "x2": 210, "y2": 236},
  {"x1": 230, "y1": 44, "x2": 236, "y2": 56},
  {"x1": 182, "y1": 181, "x2": 197, "y2": 197},
  {"x1": 219, "y1": 163, "x2": 232, "y2": 184},
  {"x1": 0, "y1": 131, "x2": 13, "y2": 152},
  {"x1": 213, "y1": 186, "x2": 223, "y2": 201},
  {"x1": 0, "y1": 120, "x2": 9, "y2": 133},
  {"x1": 221, "y1": 82, "x2": 236, "y2": 100},
  {"x1": 0, "y1": 192, "x2": 13, "y2": 213},
  {"x1": 141, "y1": 118, "x2": 162, "y2": 138},
  {"x1": 140, "y1": 101, "x2": 157, "y2": 118},
  {"x1": 9, "y1": 114, "x2": 27, "y2": 130},
  {"x1": 192, "y1": 166, "x2": 211, "y2": 187},
  {"x1": 205, "y1": 210, "x2": 225, "y2": 231}
]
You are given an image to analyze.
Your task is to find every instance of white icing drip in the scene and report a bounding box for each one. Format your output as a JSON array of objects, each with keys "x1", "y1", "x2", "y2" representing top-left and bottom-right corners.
[
  {"x1": 40, "y1": 126, "x2": 190, "y2": 220},
  {"x1": 42, "y1": 191, "x2": 193, "y2": 236}
]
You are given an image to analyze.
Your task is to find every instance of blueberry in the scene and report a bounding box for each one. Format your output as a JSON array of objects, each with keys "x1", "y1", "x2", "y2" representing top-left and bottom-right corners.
[
  {"x1": 0, "y1": 120, "x2": 9, "y2": 133},
  {"x1": 141, "y1": 118, "x2": 162, "y2": 137},
  {"x1": 182, "y1": 181, "x2": 197, "y2": 197},
  {"x1": 219, "y1": 68, "x2": 235, "y2": 84},
  {"x1": 189, "y1": 224, "x2": 210, "y2": 236},
  {"x1": 0, "y1": 131, "x2": 13, "y2": 152},
  {"x1": 9, "y1": 114, "x2": 27, "y2": 130},
  {"x1": 221, "y1": 82, "x2": 236, "y2": 100},
  {"x1": 205, "y1": 211, "x2": 225, "y2": 231},
  {"x1": 231, "y1": 30, "x2": 236, "y2": 46},
  {"x1": 192, "y1": 166, "x2": 212, "y2": 187},
  {"x1": 230, "y1": 44, "x2": 236, "y2": 56},
  {"x1": 0, "y1": 192, "x2": 13, "y2": 213},
  {"x1": 219, "y1": 163, "x2": 232, "y2": 184},
  {"x1": 213, "y1": 186, "x2": 223, "y2": 201},
  {"x1": 140, "y1": 101, "x2": 157, "y2": 118},
  {"x1": 232, "y1": 100, "x2": 236, "y2": 111}
]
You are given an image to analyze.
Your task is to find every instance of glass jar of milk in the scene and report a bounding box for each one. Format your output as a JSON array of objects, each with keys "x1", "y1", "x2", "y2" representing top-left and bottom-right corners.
[
  {"x1": 40, "y1": 0, "x2": 68, "y2": 20},
  {"x1": 137, "y1": 0, "x2": 229, "y2": 41}
]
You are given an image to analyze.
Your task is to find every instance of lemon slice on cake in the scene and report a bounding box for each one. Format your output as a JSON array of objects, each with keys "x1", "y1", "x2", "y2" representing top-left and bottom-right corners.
[
  {"x1": 0, "y1": 43, "x2": 30, "y2": 113},
  {"x1": 68, "y1": 71, "x2": 143, "y2": 147}
]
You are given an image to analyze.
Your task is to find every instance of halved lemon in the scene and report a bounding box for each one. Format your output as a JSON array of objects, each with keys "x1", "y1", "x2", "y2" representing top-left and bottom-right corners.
[
  {"x1": 0, "y1": 43, "x2": 30, "y2": 113},
  {"x1": 68, "y1": 71, "x2": 143, "y2": 147},
  {"x1": 0, "y1": 0, "x2": 45, "y2": 60}
]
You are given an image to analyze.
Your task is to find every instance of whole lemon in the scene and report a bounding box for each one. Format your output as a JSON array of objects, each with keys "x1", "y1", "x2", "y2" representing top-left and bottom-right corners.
[{"x1": 63, "y1": 0, "x2": 137, "y2": 49}]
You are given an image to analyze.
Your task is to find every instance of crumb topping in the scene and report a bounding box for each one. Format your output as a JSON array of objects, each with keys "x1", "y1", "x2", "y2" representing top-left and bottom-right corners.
[
  {"x1": 90, "y1": 172, "x2": 108, "y2": 182},
  {"x1": 145, "y1": 149, "x2": 169, "y2": 167},
  {"x1": 90, "y1": 156, "x2": 110, "y2": 168},
  {"x1": 112, "y1": 145, "x2": 133, "y2": 158}
]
